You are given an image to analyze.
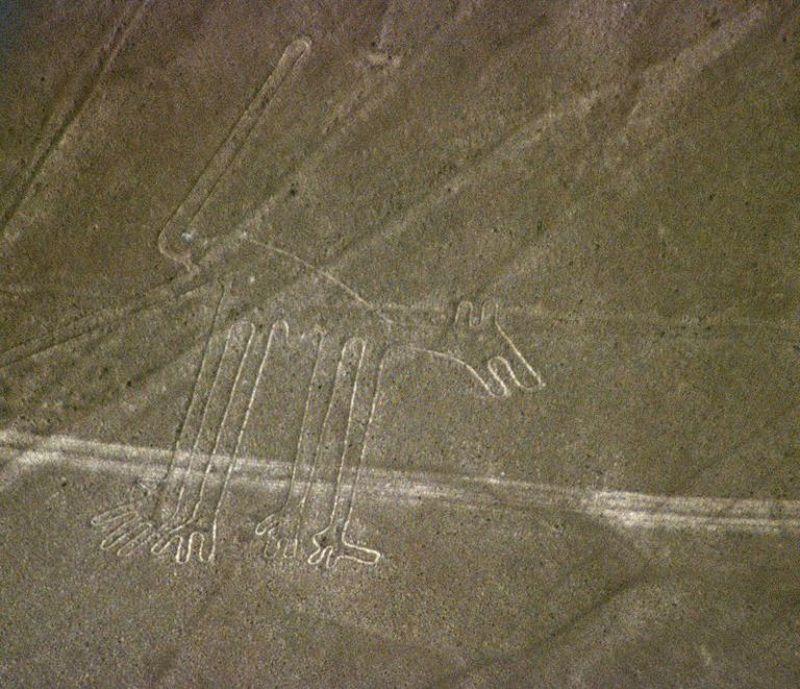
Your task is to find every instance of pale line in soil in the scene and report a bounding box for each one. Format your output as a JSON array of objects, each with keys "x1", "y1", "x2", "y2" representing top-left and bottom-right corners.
[{"x1": 1, "y1": 429, "x2": 798, "y2": 536}]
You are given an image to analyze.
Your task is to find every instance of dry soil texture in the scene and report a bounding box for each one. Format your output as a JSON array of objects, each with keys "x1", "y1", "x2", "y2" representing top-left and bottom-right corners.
[{"x1": 1, "y1": 1, "x2": 799, "y2": 687}]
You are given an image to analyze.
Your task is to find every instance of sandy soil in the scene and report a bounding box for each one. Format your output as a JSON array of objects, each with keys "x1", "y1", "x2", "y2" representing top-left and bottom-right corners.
[{"x1": 1, "y1": 1, "x2": 799, "y2": 687}]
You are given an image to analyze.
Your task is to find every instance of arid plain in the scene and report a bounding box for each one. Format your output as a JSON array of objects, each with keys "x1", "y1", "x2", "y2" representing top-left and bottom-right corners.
[{"x1": 1, "y1": 1, "x2": 799, "y2": 687}]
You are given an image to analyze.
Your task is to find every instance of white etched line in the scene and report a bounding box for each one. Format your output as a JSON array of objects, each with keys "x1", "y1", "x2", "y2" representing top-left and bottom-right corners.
[
  {"x1": 243, "y1": 236, "x2": 393, "y2": 324},
  {"x1": 157, "y1": 37, "x2": 312, "y2": 273},
  {"x1": 1, "y1": 430, "x2": 798, "y2": 536},
  {"x1": 0, "y1": 0, "x2": 154, "y2": 247}
]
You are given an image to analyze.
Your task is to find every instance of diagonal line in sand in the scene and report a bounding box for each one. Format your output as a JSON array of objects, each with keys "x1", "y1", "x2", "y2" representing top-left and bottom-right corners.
[
  {"x1": 1, "y1": 429, "x2": 798, "y2": 536},
  {"x1": 0, "y1": 0, "x2": 155, "y2": 248}
]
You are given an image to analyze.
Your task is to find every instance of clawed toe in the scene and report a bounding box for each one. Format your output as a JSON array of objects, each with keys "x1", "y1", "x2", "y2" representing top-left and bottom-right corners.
[
  {"x1": 263, "y1": 533, "x2": 298, "y2": 560},
  {"x1": 99, "y1": 516, "x2": 154, "y2": 555},
  {"x1": 116, "y1": 525, "x2": 158, "y2": 557},
  {"x1": 254, "y1": 513, "x2": 278, "y2": 536},
  {"x1": 307, "y1": 544, "x2": 334, "y2": 568},
  {"x1": 256, "y1": 513, "x2": 299, "y2": 561},
  {"x1": 307, "y1": 528, "x2": 381, "y2": 570},
  {"x1": 149, "y1": 526, "x2": 215, "y2": 564},
  {"x1": 149, "y1": 528, "x2": 179, "y2": 557},
  {"x1": 91, "y1": 503, "x2": 138, "y2": 529}
]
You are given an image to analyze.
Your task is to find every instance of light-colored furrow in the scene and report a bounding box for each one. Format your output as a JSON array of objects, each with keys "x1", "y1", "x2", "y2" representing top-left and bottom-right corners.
[{"x1": 2, "y1": 429, "x2": 798, "y2": 536}]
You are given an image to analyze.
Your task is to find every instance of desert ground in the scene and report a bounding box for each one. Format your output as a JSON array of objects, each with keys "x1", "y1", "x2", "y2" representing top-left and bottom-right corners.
[{"x1": 1, "y1": 1, "x2": 799, "y2": 687}]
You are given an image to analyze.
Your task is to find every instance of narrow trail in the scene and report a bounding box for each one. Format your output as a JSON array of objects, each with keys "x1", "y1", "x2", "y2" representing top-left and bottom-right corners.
[{"x1": 2, "y1": 429, "x2": 798, "y2": 537}]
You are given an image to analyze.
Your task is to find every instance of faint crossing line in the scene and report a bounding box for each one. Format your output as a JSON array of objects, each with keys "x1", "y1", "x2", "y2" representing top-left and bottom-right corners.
[{"x1": 1, "y1": 429, "x2": 798, "y2": 537}]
